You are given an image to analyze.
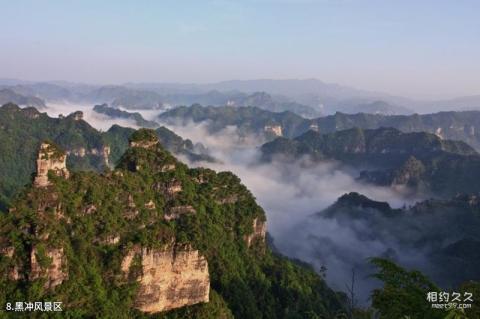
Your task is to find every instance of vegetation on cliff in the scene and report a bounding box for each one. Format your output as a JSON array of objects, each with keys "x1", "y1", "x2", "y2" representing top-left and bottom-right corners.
[
  {"x1": 160, "y1": 104, "x2": 480, "y2": 150},
  {"x1": 366, "y1": 258, "x2": 480, "y2": 319},
  {"x1": 93, "y1": 103, "x2": 159, "y2": 128},
  {"x1": 316, "y1": 192, "x2": 480, "y2": 293},
  {"x1": 0, "y1": 129, "x2": 346, "y2": 318},
  {"x1": 0, "y1": 103, "x2": 212, "y2": 211},
  {"x1": 261, "y1": 127, "x2": 480, "y2": 197}
]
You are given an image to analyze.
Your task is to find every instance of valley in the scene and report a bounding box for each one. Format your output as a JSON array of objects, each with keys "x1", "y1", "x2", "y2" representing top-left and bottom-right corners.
[{"x1": 3, "y1": 98, "x2": 480, "y2": 313}]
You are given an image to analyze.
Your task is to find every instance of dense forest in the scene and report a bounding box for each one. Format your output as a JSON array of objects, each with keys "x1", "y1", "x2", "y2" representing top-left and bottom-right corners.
[
  {"x1": 0, "y1": 103, "x2": 211, "y2": 211},
  {"x1": 0, "y1": 130, "x2": 347, "y2": 318}
]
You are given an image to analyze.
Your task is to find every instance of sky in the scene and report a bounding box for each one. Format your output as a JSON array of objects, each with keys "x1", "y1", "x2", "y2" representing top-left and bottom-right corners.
[{"x1": 2, "y1": 0, "x2": 479, "y2": 99}]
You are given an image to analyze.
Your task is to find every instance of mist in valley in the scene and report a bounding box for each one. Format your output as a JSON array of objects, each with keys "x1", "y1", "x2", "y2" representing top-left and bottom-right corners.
[
  {"x1": 38, "y1": 103, "x2": 441, "y2": 304},
  {"x1": 157, "y1": 120, "x2": 429, "y2": 304}
]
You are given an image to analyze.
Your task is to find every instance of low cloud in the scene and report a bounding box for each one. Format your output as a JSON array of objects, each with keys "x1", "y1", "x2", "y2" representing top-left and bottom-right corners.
[
  {"x1": 43, "y1": 102, "x2": 163, "y2": 131},
  {"x1": 159, "y1": 120, "x2": 426, "y2": 304},
  {"x1": 34, "y1": 107, "x2": 435, "y2": 305}
]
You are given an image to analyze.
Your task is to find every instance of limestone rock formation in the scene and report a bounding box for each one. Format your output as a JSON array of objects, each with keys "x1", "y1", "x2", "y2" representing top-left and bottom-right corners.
[
  {"x1": 66, "y1": 145, "x2": 111, "y2": 166},
  {"x1": 30, "y1": 247, "x2": 67, "y2": 289},
  {"x1": 309, "y1": 123, "x2": 319, "y2": 132},
  {"x1": 130, "y1": 139, "x2": 159, "y2": 149},
  {"x1": 164, "y1": 179, "x2": 183, "y2": 196},
  {"x1": 1, "y1": 247, "x2": 21, "y2": 280},
  {"x1": 244, "y1": 218, "x2": 267, "y2": 247},
  {"x1": 102, "y1": 146, "x2": 111, "y2": 166},
  {"x1": 391, "y1": 156, "x2": 426, "y2": 186},
  {"x1": 33, "y1": 142, "x2": 70, "y2": 187},
  {"x1": 122, "y1": 246, "x2": 210, "y2": 313},
  {"x1": 70, "y1": 111, "x2": 84, "y2": 121},
  {"x1": 264, "y1": 124, "x2": 283, "y2": 137},
  {"x1": 164, "y1": 205, "x2": 196, "y2": 221}
]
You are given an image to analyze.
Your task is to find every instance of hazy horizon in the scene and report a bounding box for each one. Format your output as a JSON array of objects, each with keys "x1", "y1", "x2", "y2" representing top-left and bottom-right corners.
[{"x1": 2, "y1": 0, "x2": 480, "y2": 99}]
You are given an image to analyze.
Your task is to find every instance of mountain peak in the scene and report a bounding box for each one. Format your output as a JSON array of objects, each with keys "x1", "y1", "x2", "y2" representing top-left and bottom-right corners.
[
  {"x1": 336, "y1": 192, "x2": 392, "y2": 213},
  {"x1": 129, "y1": 128, "x2": 159, "y2": 149}
]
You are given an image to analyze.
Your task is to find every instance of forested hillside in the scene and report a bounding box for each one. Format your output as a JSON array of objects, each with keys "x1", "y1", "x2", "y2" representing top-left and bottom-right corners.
[
  {"x1": 0, "y1": 103, "x2": 211, "y2": 211},
  {"x1": 0, "y1": 130, "x2": 346, "y2": 318},
  {"x1": 261, "y1": 127, "x2": 480, "y2": 197}
]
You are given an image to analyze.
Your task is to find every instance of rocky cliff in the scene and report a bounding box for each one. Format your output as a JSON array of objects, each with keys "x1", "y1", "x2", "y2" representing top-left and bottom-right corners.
[
  {"x1": 122, "y1": 246, "x2": 209, "y2": 313},
  {"x1": 33, "y1": 142, "x2": 70, "y2": 187},
  {"x1": 30, "y1": 247, "x2": 68, "y2": 289},
  {"x1": 0, "y1": 103, "x2": 216, "y2": 212},
  {"x1": 244, "y1": 217, "x2": 267, "y2": 247},
  {"x1": 261, "y1": 127, "x2": 480, "y2": 197},
  {"x1": 0, "y1": 128, "x2": 345, "y2": 318}
]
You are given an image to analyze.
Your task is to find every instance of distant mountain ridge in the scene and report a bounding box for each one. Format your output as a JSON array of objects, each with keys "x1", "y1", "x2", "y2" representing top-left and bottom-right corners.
[
  {"x1": 0, "y1": 88, "x2": 46, "y2": 108},
  {"x1": 93, "y1": 103, "x2": 159, "y2": 128},
  {"x1": 159, "y1": 105, "x2": 307, "y2": 140},
  {"x1": 261, "y1": 127, "x2": 480, "y2": 197},
  {"x1": 3, "y1": 78, "x2": 480, "y2": 115},
  {"x1": 0, "y1": 103, "x2": 212, "y2": 211},
  {"x1": 160, "y1": 104, "x2": 480, "y2": 150},
  {"x1": 306, "y1": 191, "x2": 480, "y2": 292},
  {"x1": 0, "y1": 129, "x2": 346, "y2": 317}
]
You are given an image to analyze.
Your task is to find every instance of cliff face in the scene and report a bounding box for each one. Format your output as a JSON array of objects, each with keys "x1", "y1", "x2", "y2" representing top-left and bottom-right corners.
[
  {"x1": 122, "y1": 246, "x2": 210, "y2": 313},
  {"x1": 0, "y1": 128, "x2": 345, "y2": 318},
  {"x1": 264, "y1": 124, "x2": 283, "y2": 137},
  {"x1": 129, "y1": 130, "x2": 159, "y2": 149},
  {"x1": 30, "y1": 247, "x2": 67, "y2": 289},
  {"x1": 33, "y1": 142, "x2": 70, "y2": 187},
  {"x1": 67, "y1": 145, "x2": 110, "y2": 167},
  {"x1": 244, "y1": 217, "x2": 267, "y2": 247}
]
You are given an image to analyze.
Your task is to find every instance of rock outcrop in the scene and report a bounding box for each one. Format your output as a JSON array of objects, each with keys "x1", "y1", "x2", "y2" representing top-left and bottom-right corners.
[
  {"x1": 33, "y1": 142, "x2": 70, "y2": 187},
  {"x1": 264, "y1": 124, "x2": 283, "y2": 137},
  {"x1": 67, "y1": 145, "x2": 111, "y2": 167},
  {"x1": 244, "y1": 218, "x2": 267, "y2": 247},
  {"x1": 30, "y1": 247, "x2": 67, "y2": 289},
  {"x1": 391, "y1": 156, "x2": 426, "y2": 186},
  {"x1": 122, "y1": 246, "x2": 210, "y2": 313},
  {"x1": 1, "y1": 247, "x2": 21, "y2": 280},
  {"x1": 69, "y1": 111, "x2": 84, "y2": 121},
  {"x1": 128, "y1": 128, "x2": 160, "y2": 151},
  {"x1": 130, "y1": 139, "x2": 159, "y2": 149},
  {"x1": 164, "y1": 205, "x2": 196, "y2": 221}
]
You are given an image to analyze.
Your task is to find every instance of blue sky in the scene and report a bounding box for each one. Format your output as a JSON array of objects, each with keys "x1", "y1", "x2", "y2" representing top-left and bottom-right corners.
[{"x1": 2, "y1": 0, "x2": 479, "y2": 98}]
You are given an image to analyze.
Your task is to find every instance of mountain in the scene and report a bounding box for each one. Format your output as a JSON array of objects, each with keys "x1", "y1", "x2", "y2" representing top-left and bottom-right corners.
[
  {"x1": 7, "y1": 83, "x2": 75, "y2": 102},
  {"x1": 4, "y1": 78, "x2": 480, "y2": 114},
  {"x1": 332, "y1": 100, "x2": 413, "y2": 115},
  {"x1": 430, "y1": 94, "x2": 480, "y2": 111},
  {"x1": 261, "y1": 127, "x2": 480, "y2": 197},
  {"x1": 313, "y1": 192, "x2": 480, "y2": 289},
  {"x1": 99, "y1": 88, "x2": 320, "y2": 117},
  {"x1": 161, "y1": 104, "x2": 480, "y2": 150},
  {"x1": 311, "y1": 111, "x2": 480, "y2": 150},
  {"x1": 0, "y1": 103, "x2": 212, "y2": 211},
  {"x1": 0, "y1": 88, "x2": 46, "y2": 108},
  {"x1": 159, "y1": 105, "x2": 308, "y2": 140},
  {"x1": 128, "y1": 79, "x2": 421, "y2": 113},
  {"x1": 86, "y1": 86, "x2": 165, "y2": 110},
  {"x1": 0, "y1": 131, "x2": 346, "y2": 318},
  {"x1": 131, "y1": 79, "x2": 382, "y2": 100},
  {"x1": 93, "y1": 104, "x2": 159, "y2": 128},
  {"x1": 225, "y1": 91, "x2": 320, "y2": 118},
  {"x1": 1, "y1": 81, "x2": 320, "y2": 116}
]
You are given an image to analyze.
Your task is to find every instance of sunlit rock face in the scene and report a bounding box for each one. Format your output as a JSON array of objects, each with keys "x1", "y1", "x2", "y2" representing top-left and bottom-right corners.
[
  {"x1": 264, "y1": 124, "x2": 283, "y2": 137},
  {"x1": 34, "y1": 142, "x2": 70, "y2": 187},
  {"x1": 121, "y1": 246, "x2": 210, "y2": 313},
  {"x1": 67, "y1": 145, "x2": 110, "y2": 166},
  {"x1": 30, "y1": 247, "x2": 68, "y2": 289},
  {"x1": 244, "y1": 217, "x2": 267, "y2": 247}
]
